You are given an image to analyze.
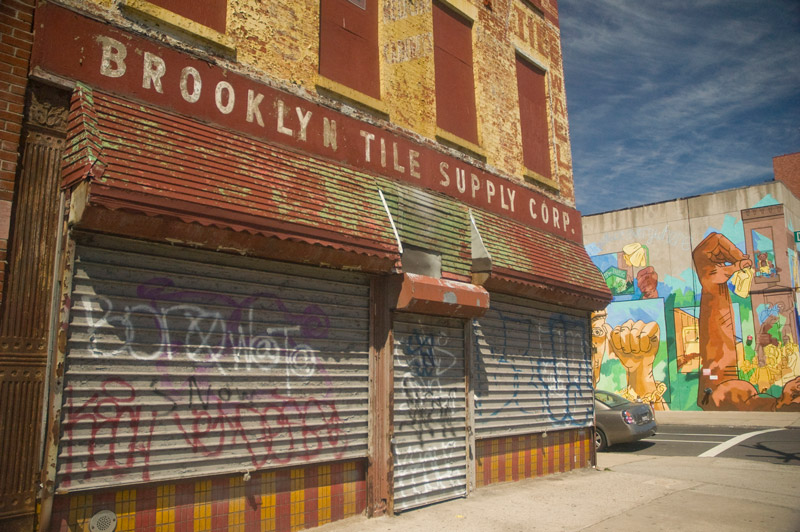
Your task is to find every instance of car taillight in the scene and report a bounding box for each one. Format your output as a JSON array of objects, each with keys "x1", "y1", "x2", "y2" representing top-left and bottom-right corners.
[{"x1": 622, "y1": 410, "x2": 635, "y2": 424}]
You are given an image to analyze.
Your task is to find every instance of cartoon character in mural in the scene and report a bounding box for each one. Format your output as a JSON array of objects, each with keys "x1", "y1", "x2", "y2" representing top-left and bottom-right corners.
[
  {"x1": 740, "y1": 306, "x2": 800, "y2": 392},
  {"x1": 591, "y1": 311, "x2": 668, "y2": 410},
  {"x1": 755, "y1": 250, "x2": 777, "y2": 278},
  {"x1": 693, "y1": 232, "x2": 800, "y2": 410}
]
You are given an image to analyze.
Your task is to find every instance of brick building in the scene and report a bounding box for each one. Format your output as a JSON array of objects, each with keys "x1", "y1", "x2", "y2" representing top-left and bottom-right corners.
[
  {"x1": 0, "y1": 1, "x2": 609, "y2": 530},
  {"x1": 773, "y1": 151, "x2": 800, "y2": 199}
]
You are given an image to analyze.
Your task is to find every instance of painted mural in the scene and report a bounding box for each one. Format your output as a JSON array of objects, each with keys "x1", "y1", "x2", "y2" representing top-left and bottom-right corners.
[{"x1": 587, "y1": 197, "x2": 800, "y2": 411}]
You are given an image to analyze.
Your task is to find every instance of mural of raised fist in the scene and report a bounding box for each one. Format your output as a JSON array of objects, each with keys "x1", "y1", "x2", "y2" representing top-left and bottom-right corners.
[
  {"x1": 609, "y1": 319, "x2": 667, "y2": 409},
  {"x1": 692, "y1": 232, "x2": 753, "y2": 408}
]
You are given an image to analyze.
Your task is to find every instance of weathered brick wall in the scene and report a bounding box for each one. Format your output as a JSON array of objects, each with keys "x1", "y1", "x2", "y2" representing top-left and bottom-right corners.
[
  {"x1": 381, "y1": 1, "x2": 437, "y2": 138},
  {"x1": 63, "y1": 0, "x2": 576, "y2": 205},
  {"x1": 0, "y1": 0, "x2": 34, "y2": 307},
  {"x1": 773, "y1": 152, "x2": 800, "y2": 200}
]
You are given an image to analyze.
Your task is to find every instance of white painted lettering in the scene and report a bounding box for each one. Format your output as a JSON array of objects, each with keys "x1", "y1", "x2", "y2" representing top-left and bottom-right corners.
[
  {"x1": 360, "y1": 130, "x2": 375, "y2": 162},
  {"x1": 215, "y1": 81, "x2": 235, "y2": 114},
  {"x1": 471, "y1": 173, "x2": 481, "y2": 199},
  {"x1": 180, "y1": 66, "x2": 202, "y2": 103},
  {"x1": 323, "y1": 118, "x2": 337, "y2": 150},
  {"x1": 380, "y1": 138, "x2": 387, "y2": 168},
  {"x1": 97, "y1": 36, "x2": 127, "y2": 78},
  {"x1": 277, "y1": 100, "x2": 293, "y2": 136},
  {"x1": 295, "y1": 107, "x2": 312, "y2": 141},
  {"x1": 409, "y1": 150, "x2": 420, "y2": 178},
  {"x1": 439, "y1": 162, "x2": 451, "y2": 186},
  {"x1": 486, "y1": 180, "x2": 496, "y2": 203},
  {"x1": 552, "y1": 206, "x2": 560, "y2": 228},
  {"x1": 246, "y1": 90, "x2": 265, "y2": 127},
  {"x1": 507, "y1": 188, "x2": 516, "y2": 212},
  {"x1": 529, "y1": 198, "x2": 538, "y2": 220},
  {"x1": 562, "y1": 211, "x2": 570, "y2": 232},
  {"x1": 541, "y1": 201, "x2": 550, "y2": 224},
  {"x1": 142, "y1": 52, "x2": 166, "y2": 93},
  {"x1": 393, "y1": 143, "x2": 405, "y2": 172},
  {"x1": 456, "y1": 168, "x2": 466, "y2": 193}
]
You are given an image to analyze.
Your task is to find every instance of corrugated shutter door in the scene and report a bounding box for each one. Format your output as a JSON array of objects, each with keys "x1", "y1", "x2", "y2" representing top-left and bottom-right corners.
[
  {"x1": 57, "y1": 234, "x2": 370, "y2": 492},
  {"x1": 473, "y1": 293, "x2": 592, "y2": 438},
  {"x1": 392, "y1": 313, "x2": 466, "y2": 511}
]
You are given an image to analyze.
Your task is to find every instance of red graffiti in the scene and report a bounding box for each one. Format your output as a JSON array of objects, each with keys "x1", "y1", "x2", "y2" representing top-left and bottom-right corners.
[
  {"x1": 172, "y1": 391, "x2": 346, "y2": 467},
  {"x1": 61, "y1": 377, "x2": 347, "y2": 487},
  {"x1": 62, "y1": 378, "x2": 157, "y2": 487}
]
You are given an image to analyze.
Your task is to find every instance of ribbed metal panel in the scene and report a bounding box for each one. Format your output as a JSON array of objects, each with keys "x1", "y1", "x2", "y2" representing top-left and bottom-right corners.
[
  {"x1": 56, "y1": 234, "x2": 370, "y2": 492},
  {"x1": 0, "y1": 363, "x2": 45, "y2": 518},
  {"x1": 471, "y1": 208, "x2": 609, "y2": 296},
  {"x1": 62, "y1": 87, "x2": 398, "y2": 260},
  {"x1": 379, "y1": 180, "x2": 471, "y2": 278},
  {"x1": 0, "y1": 130, "x2": 63, "y2": 352},
  {"x1": 473, "y1": 293, "x2": 592, "y2": 437},
  {"x1": 392, "y1": 313, "x2": 466, "y2": 511}
]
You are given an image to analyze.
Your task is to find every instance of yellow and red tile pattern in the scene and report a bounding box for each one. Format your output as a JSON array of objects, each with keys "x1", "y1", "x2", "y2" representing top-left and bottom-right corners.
[
  {"x1": 51, "y1": 461, "x2": 366, "y2": 532},
  {"x1": 475, "y1": 428, "x2": 593, "y2": 488}
]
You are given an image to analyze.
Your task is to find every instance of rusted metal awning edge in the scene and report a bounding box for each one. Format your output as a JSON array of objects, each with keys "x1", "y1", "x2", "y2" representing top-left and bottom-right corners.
[
  {"x1": 390, "y1": 272, "x2": 489, "y2": 318},
  {"x1": 71, "y1": 195, "x2": 401, "y2": 274},
  {"x1": 60, "y1": 85, "x2": 402, "y2": 272},
  {"x1": 61, "y1": 84, "x2": 107, "y2": 189},
  {"x1": 470, "y1": 207, "x2": 610, "y2": 308},
  {"x1": 476, "y1": 266, "x2": 611, "y2": 311}
]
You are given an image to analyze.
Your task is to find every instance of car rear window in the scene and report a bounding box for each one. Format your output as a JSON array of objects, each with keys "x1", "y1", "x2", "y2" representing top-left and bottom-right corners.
[{"x1": 595, "y1": 391, "x2": 629, "y2": 408}]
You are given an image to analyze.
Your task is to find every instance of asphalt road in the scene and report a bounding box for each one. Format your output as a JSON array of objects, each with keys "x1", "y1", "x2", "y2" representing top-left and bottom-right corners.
[{"x1": 605, "y1": 424, "x2": 800, "y2": 466}]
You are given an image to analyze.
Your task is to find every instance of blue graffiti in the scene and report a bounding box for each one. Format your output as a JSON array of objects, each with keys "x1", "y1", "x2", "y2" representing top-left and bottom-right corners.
[{"x1": 473, "y1": 310, "x2": 592, "y2": 427}]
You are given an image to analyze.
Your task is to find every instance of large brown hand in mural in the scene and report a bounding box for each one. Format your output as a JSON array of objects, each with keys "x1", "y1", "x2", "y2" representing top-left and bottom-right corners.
[
  {"x1": 609, "y1": 319, "x2": 667, "y2": 409},
  {"x1": 692, "y1": 233, "x2": 752, "y2": 408}
]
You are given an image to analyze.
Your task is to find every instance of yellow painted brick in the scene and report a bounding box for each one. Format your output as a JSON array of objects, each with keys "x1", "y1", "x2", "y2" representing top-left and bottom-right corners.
[
  {"x1": 261, "y1": 471, "x2": 277, "y2": 530},
  {"x1": 71, "y1": 0, "x2": 576, "y2": 202},
  {"x1": 290, "y1": 469, "x2": 305, "y2": 531},
  {"x1": 194, "y1": 480, "x2": 212, "y2": 532},
  {"x1": 318, "y1": 465, "x2": 331, "y2": 525},
  {"x1": 156, "y1": 484, "x2": 176, "y2": 531}
]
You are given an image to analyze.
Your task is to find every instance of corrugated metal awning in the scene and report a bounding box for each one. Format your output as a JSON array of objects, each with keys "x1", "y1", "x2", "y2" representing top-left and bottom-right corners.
[
  {"x1": 379, "y1": 180, "x2": 472, "y2": 281},
  {"x1": 61, "y1": 85, "x2": 610, "y2": 305},
  {"x1": 471, "y1": 209, "x2": 611, "y2": 310},
  {"x1": 62, "y1": 84, "x2": 400, "y2": 272}
]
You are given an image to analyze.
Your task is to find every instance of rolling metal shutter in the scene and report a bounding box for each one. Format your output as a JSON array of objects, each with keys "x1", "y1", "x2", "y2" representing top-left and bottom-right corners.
[
  {"x1": 392, "y1": 313, "x2": 467, "y2": 511},
  {"x1": 56, "y1": 234, "x2": 371, "y2": 492},
  {"x1": 472, "y1": 293, "x2": 592, "y2": 438}
]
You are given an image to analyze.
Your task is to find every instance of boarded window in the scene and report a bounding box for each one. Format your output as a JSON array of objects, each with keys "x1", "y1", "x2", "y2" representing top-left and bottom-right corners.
[
  {"x1": 319, "y1": 0, "x2": 380, "y2": 99},
  {"x1": 146, "y1": 0, "x2": 227, "y2": 33},
  {"x1": 516, "y1": 55, "x2": 551, "y2": 178},
  {"x1": 433, "y1": 1, "x2": 478, "y2": 145}
]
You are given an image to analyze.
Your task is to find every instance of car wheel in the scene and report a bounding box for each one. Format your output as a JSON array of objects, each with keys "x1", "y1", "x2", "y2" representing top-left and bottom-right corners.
[{"x1": 595, "y1": 428, "x2": 607, "y2": 452}]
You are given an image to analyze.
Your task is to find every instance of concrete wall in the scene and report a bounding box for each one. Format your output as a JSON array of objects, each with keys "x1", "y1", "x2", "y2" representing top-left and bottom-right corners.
[{"x1": 584, "y1": 182, "x2": 800, "y2": 411}]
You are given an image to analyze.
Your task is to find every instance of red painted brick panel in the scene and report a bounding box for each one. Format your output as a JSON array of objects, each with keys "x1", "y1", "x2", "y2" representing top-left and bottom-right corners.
[{"x1": 0, "y1": 0, "x2": 32, "y2": 318}]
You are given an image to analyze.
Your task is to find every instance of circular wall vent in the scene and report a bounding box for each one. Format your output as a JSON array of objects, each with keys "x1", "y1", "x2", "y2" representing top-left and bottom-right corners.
[{"x1": 89, "y1": 509, "x2": 117, "y2": 532}]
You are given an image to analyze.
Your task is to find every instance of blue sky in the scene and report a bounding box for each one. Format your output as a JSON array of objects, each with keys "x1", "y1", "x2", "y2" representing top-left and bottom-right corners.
[{"x1": 558, "y1": 0, "x2": 800, "y2": 215}]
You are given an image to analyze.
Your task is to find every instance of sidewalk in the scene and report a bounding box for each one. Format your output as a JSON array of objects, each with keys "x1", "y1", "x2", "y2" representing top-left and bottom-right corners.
[
  {"x1": 311, "y1": 411, "x2": 800, "y2": 532},
  {"x1": 314, "y1": 454, "x2": 800, "y2": 532},
  {"x1": 654, "y1": 409, "x2": 800, "y2": 428}
]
